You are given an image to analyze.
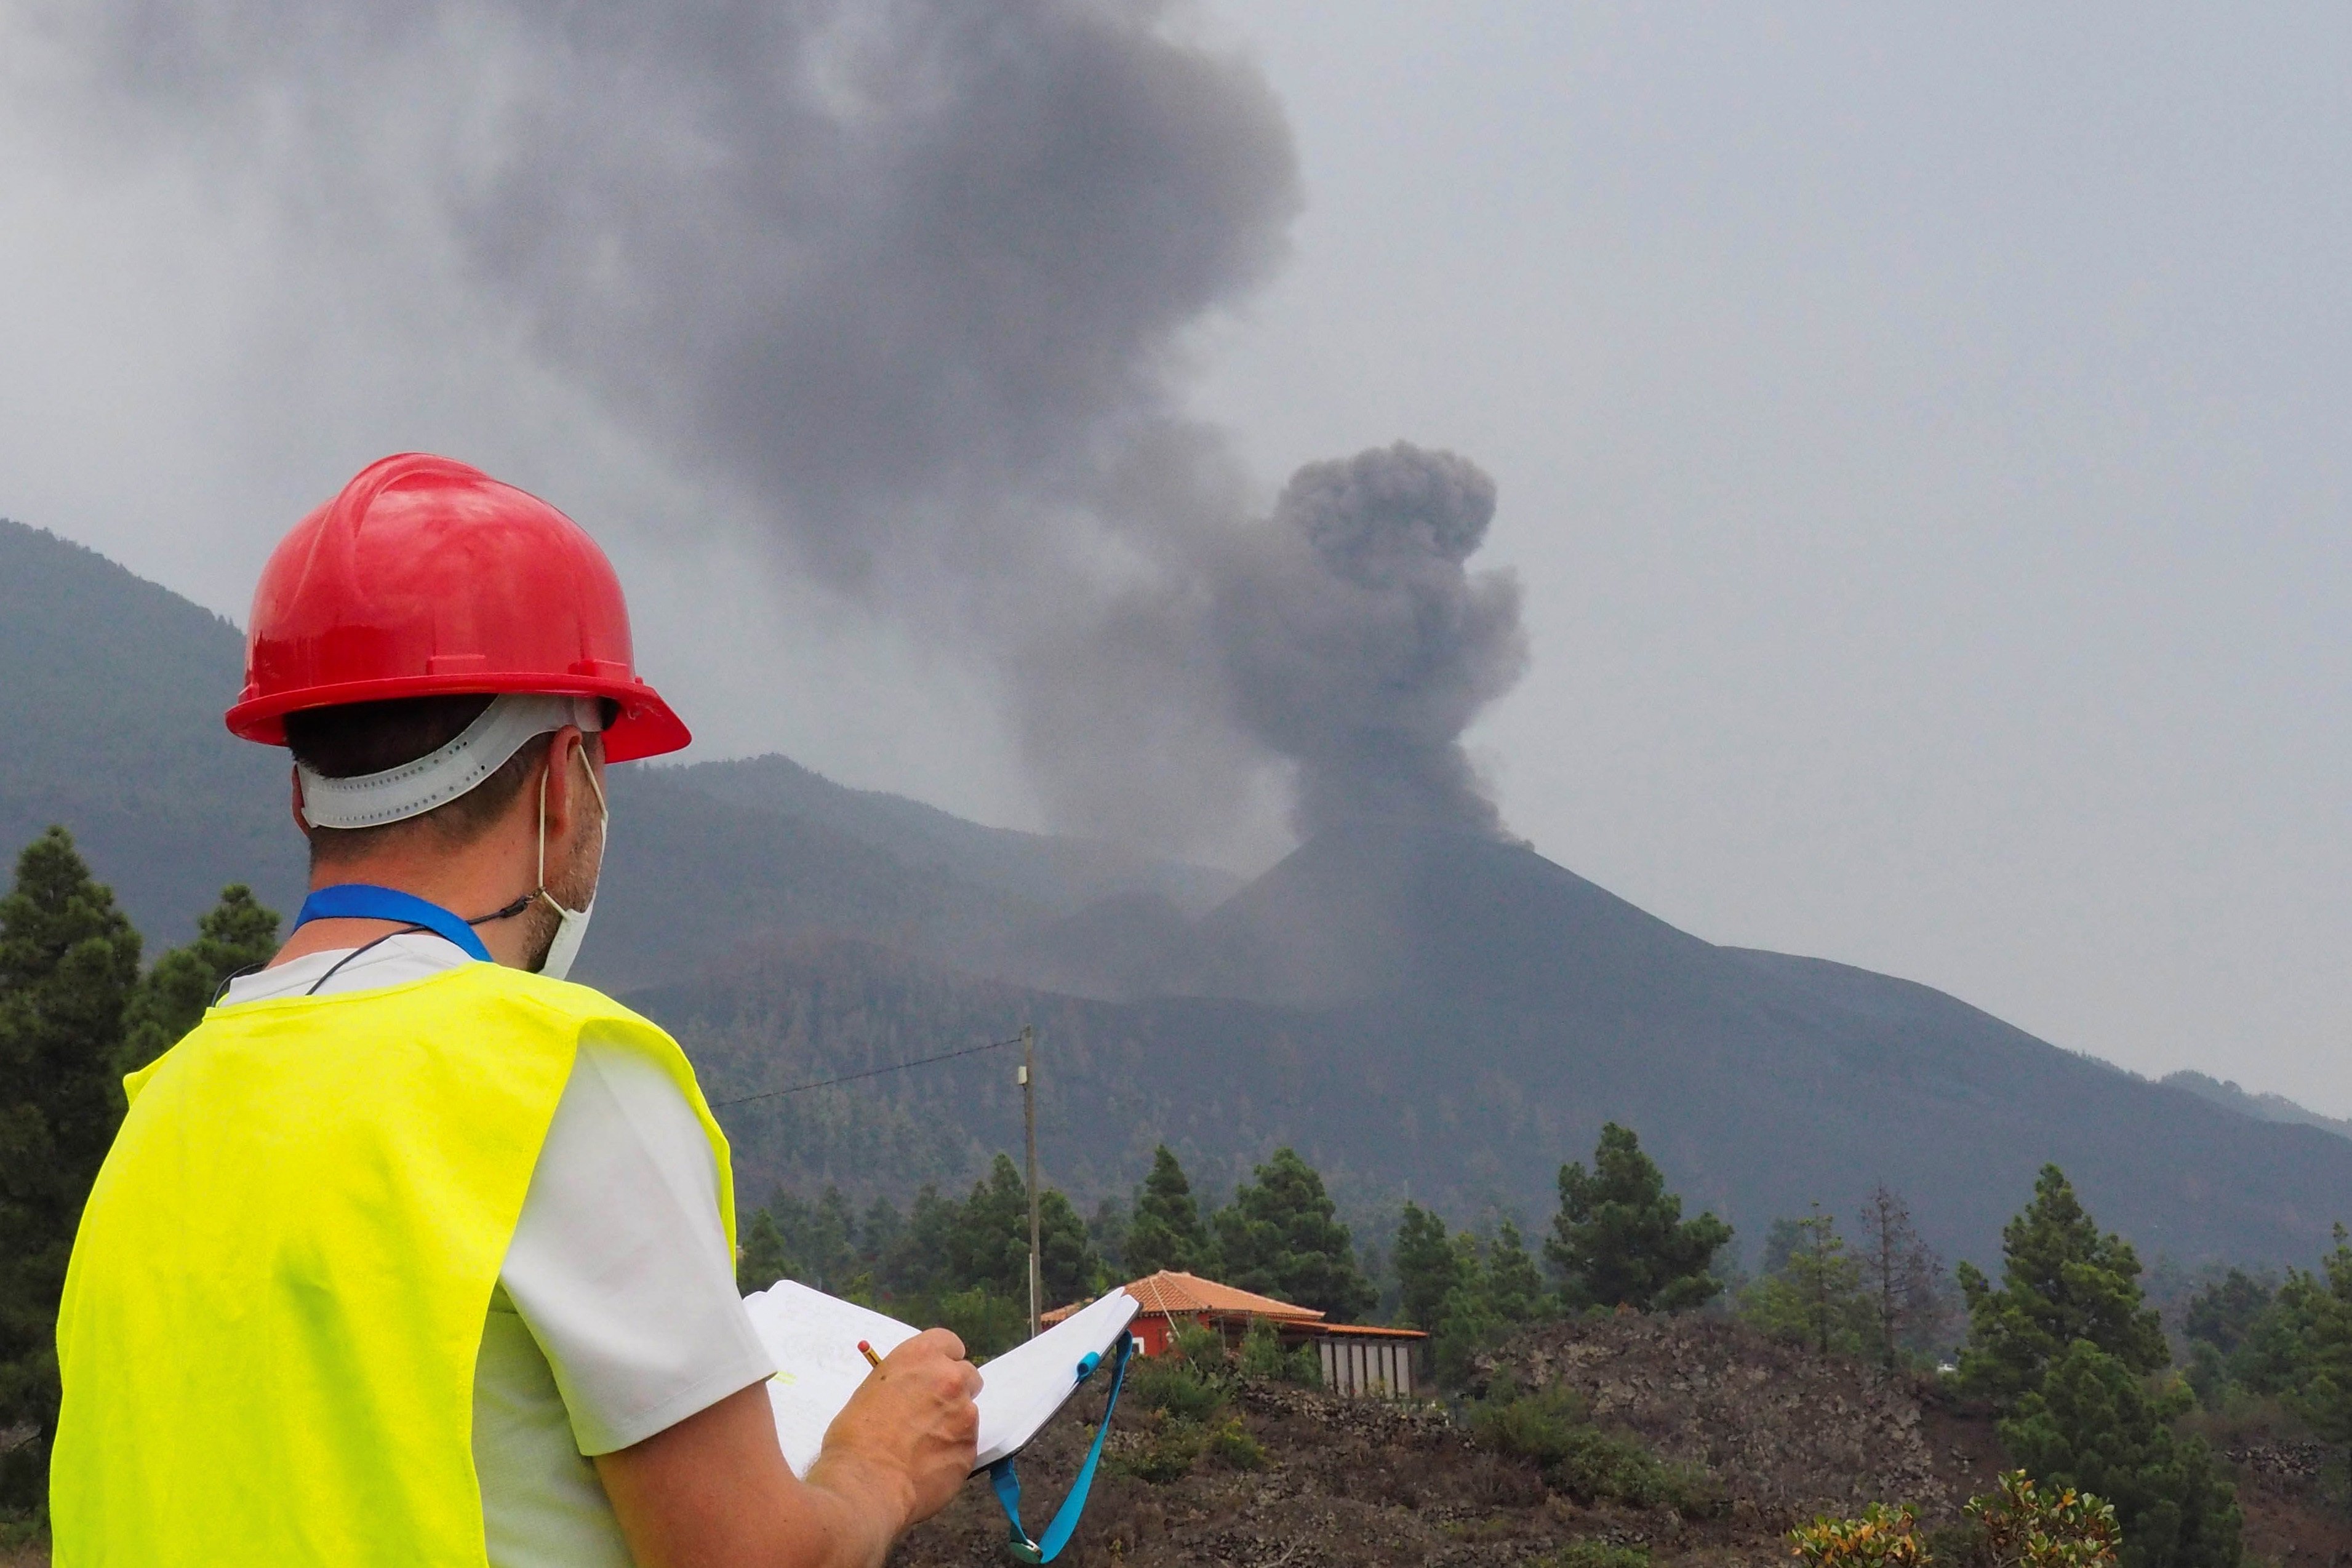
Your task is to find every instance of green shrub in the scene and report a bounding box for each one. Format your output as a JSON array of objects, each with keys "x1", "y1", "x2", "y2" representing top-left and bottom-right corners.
[
  {"x1": 1208, "y1": 1417, "x2": 1267, "y2": 1471},
  {"x1": 1467, "y1": 1385, "x2": 1721, "y2": 1513},
  {"x1": 1127, "y1": 1354, "x2": 1227, "y2": 1422},
  {"x1": 1169, "y1": 1323, "x2": 1228, "y2": 1369},
  {"x1": 1235, "y1": 1319, "x2": 1322, "y2": 1387},
  {"x1": 1535, "y1": 1541, "x2": 1651, "y2": 1568},
  {"x1": 1470, "y1": 1384, "x2": 1591, "y2": 1467},
  {"x1": 1118, "y1": 1418, "x2": 1206, "y2": 1484},
  {"x1": 1237, "y1": 1319, "x2": 1287, "y2": 1380}
]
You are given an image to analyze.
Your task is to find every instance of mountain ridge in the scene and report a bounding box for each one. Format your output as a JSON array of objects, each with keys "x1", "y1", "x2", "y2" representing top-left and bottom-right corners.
[
  {"x1": 8, "y1": 513, "x2": 2351, "y2": 1271},
  {"x1": 0, "y1": 516, "x2": 1218, "y2": 978},
  {"x1": 2163, "y1": 1068, "x2": 2352, "y2": 1143}
]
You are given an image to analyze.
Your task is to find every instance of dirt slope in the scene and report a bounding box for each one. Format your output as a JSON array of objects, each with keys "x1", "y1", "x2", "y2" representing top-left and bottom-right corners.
[{"x1": 891, "y1": 1314, "x2": 2350, "y2": 1568}]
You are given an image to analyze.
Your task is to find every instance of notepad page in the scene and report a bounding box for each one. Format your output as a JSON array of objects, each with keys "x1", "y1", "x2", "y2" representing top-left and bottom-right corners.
[
  {"x1": 742, "y1": 1281, "x2": 1140, "y2": 1476},
  {"x1": 972, "y1": 1289, "x2": 1141, "y2": 1469},
  {"x1": 741, "y1": 1281, "x2": 922, "y2": 1476}
]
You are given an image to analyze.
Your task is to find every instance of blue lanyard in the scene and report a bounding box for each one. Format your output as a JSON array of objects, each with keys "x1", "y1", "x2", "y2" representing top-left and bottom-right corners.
[
  {"x1": 989, "y1": 1332, "x2": 1136, "y2": 1564},
  {"x1": 293, "y1": 884, "x2": 494, "y2": 964}
]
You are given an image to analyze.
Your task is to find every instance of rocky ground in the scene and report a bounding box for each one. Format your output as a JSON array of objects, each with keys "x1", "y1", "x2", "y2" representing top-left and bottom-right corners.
[
  {"x1": 2214, "y1": 1436, "x2": 2352, "y2": 1567},
  {"x1": 890, "y1": 1314, "x2": 2352, "y2": 1568},
  {"x1": 4, "y1": 1314, "x2": 2343, "y2": 1565}
]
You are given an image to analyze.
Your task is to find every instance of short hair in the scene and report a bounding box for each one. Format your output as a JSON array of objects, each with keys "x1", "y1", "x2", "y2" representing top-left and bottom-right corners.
[{"x1": 284, "y1": 695, "x2": 555, "y2": 864}]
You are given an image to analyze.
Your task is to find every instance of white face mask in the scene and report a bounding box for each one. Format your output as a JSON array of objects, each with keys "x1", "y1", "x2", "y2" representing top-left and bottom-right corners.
[{"x1": 534, "y1": 748, "x2": 609, "y2": 983}]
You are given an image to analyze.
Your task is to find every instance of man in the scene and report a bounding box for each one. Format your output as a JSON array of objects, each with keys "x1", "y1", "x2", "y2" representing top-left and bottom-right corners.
[{"x1": 52, "y1": 454, "x2": 980, "y2": 1566}]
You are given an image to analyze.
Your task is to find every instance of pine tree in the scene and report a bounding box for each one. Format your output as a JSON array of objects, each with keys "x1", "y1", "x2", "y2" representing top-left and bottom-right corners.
[
  {"x1": 1999, "y1": 1340, "x2": 2241, "y2": 1568},
  {"x1": 804, "y1": 1186, "x2": 858, "y2": 1291},
  {"x1": 945, "y1": 1154, "x2": 1100, "y2": 1308},
  {"x1": 1432, "y1": 1233, "x2": 1499, "y2": 1386},
  {"x1": 2180, "y1": 1268, "x2": 2274, "y2": 1359},
  {"x1": 1087, "y1": 1196, "x2": 1129, "y2": 1273},
  {"x1": 118, "y1": 884, "x2": 281, "y2": 1078},
  {"x1": 1546, "y1": 1122, "x2": 1732, "y2": 1313},
  {"x1": 1124, "y1": 1145, "x2": 1213, "y2": 1276},
  {"x1": 1956, "y1": 1165, "x2": 2169, "y2": 1407},
  {"x1": 880, "y1": 1184, "x2": 962, "y2": 1298},
  {"x1": 1212, "y1": 1148, "x2": 1376, "y2": 1320},
  {"x1": 737, "y1": 1207, "x2": 794, "y2": 1294},
  {"x1": 0, "y1": 828, "x2": 142, "y2": 1502},
  {"x1": 948, "y1": 1156, "x2": 1031, "y2": 1297},
  {"x1": 859, "y1": 1196, "x2": 905, "y2": 1275},
  {"x1": 1425, "y1": 1222, "x2": 1549, "y2": 1388},
  {"x1": 1855, "y1": 1183, "x2": 1950, "y2": 1369},
  {"x1": 2270, "y1": 1226, "x2": 2352, "y2": 1499},
  {"x1": 1392, "y1": 1201, "x2": 1462, "y2": 1329},
  {"x1": 1484, "y1": 1222, "x2": 1546, "y2": 1324},
  {"x1": 767, "y1": 1188, "x2": 815, "y2": 1275},
  {"x1": 1742, "y1": 1206, "x2": 1872, "y2": 1356}
]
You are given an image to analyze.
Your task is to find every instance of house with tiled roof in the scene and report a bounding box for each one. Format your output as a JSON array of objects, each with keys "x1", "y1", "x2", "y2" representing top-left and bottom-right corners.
[{"x1": 1045, "y1": 1269, "x2": 1427, "y2": 1397}]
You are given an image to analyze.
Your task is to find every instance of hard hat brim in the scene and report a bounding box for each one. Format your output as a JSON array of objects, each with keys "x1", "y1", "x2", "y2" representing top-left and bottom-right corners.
[{"x1": 226, "y1": 673, "x2": 690, "y2": 764}]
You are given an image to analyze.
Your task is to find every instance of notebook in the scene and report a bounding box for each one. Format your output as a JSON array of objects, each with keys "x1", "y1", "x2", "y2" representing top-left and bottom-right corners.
[{"x1": 740, "y1": 1281, "x2": 1141, "y2": 1476}]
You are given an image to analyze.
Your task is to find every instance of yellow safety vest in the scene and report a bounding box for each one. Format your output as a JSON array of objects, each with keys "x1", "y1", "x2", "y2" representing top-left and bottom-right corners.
[{"x1": 50, "y1": 962, "x2": 735, "y2": 1567}]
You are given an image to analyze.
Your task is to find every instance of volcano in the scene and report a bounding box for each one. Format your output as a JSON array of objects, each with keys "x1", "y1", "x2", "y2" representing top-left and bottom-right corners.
[
  {"x1": 10, "y1": 514, "x2": 2347, "y2": 1271},
  {"x1": 980, "y1": 820, "x2": 2352, "y2": 1268}
]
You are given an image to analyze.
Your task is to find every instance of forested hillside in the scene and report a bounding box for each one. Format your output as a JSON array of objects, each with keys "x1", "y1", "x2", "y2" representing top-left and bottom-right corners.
[
  {"x1": 638, "y1": 893, "x2": 2352, "y2": 1273},
  {"x1": 0, "y1": 522, "x2": 302, "y2": 945},
  {"x1": 8, "y1": 516, "x2": 2351, "y2": 1276},
  {"x1": 0, "y1": 517, "x2": 1211, "y2": 984}
]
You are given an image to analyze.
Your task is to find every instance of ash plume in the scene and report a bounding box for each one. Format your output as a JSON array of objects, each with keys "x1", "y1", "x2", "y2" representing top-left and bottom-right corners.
[
  {"x1": 24, "y1": 0, "x2": 1527, "y2": 852},
  {"x1": 1219, "y1": 443, "x2": 1525, "y2": 839}
]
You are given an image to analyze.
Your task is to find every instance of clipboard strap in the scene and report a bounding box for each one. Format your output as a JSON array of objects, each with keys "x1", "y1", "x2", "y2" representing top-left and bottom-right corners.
[{"x1": 989, "y1": 1330, "x2": 1137, "y2": 1564}]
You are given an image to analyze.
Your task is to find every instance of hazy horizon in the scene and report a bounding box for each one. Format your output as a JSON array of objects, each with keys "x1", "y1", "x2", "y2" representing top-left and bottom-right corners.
[{"x1": 4, "y1": 2, "x2": 2349, "y2": 1116}]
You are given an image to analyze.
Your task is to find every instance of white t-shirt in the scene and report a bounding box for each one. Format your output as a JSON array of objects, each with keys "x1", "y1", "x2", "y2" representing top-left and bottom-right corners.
[{"x1": 222, "y1": 935, "x2": 776, "y2": 1566}]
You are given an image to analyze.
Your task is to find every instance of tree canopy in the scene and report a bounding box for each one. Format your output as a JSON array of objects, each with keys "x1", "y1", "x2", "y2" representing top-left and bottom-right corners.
[
  {"x1": 1956, "y1": 1165, "x2": 2168, "y2": 1407},
  {"x1": 2180, "y1": 1268, "x2": 2274, "y2": 1359},
  {"x1": 0, "y1": 828, "x2": 142, "y2": 1503},
  {"x1": 1742, "y1": 1207, "x2": 1872, "y2": 1356},
  {"x1": 945, "y1": 1153, "x2": 1098, "y2": 1309},
  {"x1": 2000, "y1": 1340, "x2": 2241, "y2": 1568},
  {"x1": 1546, "y1": 1122, "x2": 1732, "y2": 1313},
  {"x1": 2242, "y1": 1226, "x2": 2352, "y2": 1462},
  {"x1": 1212, "y1": 1147, "x2": 1375, "y2": 1321},
  {"x1": 1392, "y1": 1201, "x2": 1460, "y2": 1330},
  {"x1": 117, "y1": 884, "x2": 279, "y2": 1079},
  {"x1": 1124, "y1": 1145, "x2": 1214, "y2": 1276}
]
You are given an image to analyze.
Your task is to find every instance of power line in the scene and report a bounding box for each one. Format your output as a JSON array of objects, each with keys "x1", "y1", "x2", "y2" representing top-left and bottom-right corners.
[{"x1": 706, "y1": 1033, "x2": 1027, "y2": 1110}]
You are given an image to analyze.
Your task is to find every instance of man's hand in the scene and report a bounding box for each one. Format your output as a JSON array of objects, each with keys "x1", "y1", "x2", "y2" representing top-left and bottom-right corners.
[
  {"x1": 810, "y1": 1328, "x2": 985, "y2": 1527},
  {"x1": 596, "y1": 1328, "x2": 982, "y2": 1568}
]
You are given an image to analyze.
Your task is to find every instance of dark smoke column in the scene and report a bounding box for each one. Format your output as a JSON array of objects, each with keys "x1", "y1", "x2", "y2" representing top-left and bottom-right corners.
[
  {"x1": 1216, "y1": 442, "x2": 1527, "y2": 840},
  {"x1": 30, "y1": 0, "x2": 1537, "y2": 856}
]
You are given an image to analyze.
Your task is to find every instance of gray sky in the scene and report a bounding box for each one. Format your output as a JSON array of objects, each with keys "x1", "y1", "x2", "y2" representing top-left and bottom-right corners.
[{"x1": 4, "y1": 3, "x2": 2350, "y2": 1113}]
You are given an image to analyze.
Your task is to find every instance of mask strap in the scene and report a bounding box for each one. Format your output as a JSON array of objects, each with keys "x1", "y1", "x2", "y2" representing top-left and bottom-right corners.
[{"x1": 536, "y1": 734, "x2": 609, "y2": 918}]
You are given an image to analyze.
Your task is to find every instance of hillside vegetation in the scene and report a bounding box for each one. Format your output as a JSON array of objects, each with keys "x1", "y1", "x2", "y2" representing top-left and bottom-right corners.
[{"x1": 7, "y1": 517, "x2": 2352, "y2": 1274}]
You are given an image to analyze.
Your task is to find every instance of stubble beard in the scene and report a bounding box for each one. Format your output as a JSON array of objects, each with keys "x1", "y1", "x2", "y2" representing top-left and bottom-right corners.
[{"x1": 522, "y1": 811, "x2": 606, "y2": 975}]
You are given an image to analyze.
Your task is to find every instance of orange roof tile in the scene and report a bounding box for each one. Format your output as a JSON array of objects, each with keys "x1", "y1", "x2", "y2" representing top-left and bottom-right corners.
[{"x1": 1042, "y1": 1269, "x2": 1326, "y2": 1326}]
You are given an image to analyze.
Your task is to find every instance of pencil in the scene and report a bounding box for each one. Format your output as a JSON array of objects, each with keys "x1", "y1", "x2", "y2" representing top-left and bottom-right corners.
[{"x1": 857, "y1": 1339, "x2": 883, "y2": 1370}]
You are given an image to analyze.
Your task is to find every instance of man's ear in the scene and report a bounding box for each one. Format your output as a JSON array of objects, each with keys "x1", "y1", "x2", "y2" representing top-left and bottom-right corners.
[
  {"x1": 540, "y1": 726, "x2": 587, "y2": 841},
  {"x1": 289, "y1": 765, "x2": 311, "y2": 836}
]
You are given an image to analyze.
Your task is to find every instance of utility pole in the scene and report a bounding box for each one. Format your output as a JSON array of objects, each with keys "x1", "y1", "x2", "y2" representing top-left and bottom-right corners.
[{"x1": 1022, "y1": 1025, "x2": 1041, "y2": 1340}]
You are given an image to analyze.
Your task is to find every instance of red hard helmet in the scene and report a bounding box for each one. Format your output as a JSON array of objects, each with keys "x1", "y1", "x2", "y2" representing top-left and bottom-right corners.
[{"x1": 226, "y1": 454, "x2": 690, "y2": 762}]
